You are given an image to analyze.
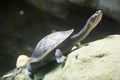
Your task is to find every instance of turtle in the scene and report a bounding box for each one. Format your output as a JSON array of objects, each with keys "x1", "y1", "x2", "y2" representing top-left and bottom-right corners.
[{"x1": 28, "y1": 10, "x2": 103, "y2": 78}]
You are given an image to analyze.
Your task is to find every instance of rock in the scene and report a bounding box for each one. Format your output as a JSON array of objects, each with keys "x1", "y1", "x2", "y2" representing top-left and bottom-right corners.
[
  {"x1": 36, "y1": 35, "x2": 120, "y2": 80},
  {"x1": 2, "y1": 35, "x2": 120, "y2": 80},
  {"x1": 16, "y1": 55, "x2": 30, "y2": 68},
  {"x1": 26, "y1": 0, "x2": 69, "y2": 18},
  {"x1": 26, "y1": 0, "x2": 120, "y2": 22}
]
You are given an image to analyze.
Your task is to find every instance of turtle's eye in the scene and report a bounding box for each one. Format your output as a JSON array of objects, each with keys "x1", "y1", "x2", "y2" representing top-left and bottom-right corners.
[{"x1": 96, "y1": 10, "x2": 102, "y2": 15}]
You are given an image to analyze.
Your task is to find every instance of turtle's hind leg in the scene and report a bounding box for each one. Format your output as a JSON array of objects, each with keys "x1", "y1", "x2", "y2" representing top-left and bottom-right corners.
[{"x1": 55, "y1": 49, "x2": 66, "y2": 63}]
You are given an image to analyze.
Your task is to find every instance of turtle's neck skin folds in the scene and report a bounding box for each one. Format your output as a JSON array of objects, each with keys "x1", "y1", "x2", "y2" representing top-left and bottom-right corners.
[{"x1": 71, "y1": 10, "x2": 103, "y2": 42}]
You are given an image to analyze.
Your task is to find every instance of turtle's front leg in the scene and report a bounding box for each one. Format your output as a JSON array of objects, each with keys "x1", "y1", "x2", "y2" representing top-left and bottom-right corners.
[
  {"x1": 55, "y1": 49, "x2": 66, "y2": 63},
  {"x1": 76, "y1": 42, "x2": 81, "y2": 48}
]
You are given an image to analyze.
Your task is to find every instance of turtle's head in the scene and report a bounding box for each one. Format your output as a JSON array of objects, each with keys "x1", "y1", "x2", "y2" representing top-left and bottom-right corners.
[
  {"x1": 87, "y1": 10, "x2": 103, "y2": 29},
  {"x1": 70, "y1": 10, "x2": 103, "y2": 42}
]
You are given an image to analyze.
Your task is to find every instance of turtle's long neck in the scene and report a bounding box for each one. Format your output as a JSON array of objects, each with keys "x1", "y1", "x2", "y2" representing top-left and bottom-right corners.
[{"x1": 71, "y1": 10, "x2": 103, "y2": 42}]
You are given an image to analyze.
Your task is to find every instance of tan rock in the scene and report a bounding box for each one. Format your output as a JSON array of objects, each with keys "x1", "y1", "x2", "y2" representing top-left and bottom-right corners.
[
  {"x1": 42, "y1": 35, "x2": 120, "y2": 80},
  {"x1": 16, "y1": 55, "x2": 30, "y2": 68}
]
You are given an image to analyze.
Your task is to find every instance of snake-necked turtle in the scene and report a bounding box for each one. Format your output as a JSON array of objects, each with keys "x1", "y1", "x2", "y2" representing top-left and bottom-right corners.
[{"x1": 28, "y1": 10, "x2": 103, "y2": 78}]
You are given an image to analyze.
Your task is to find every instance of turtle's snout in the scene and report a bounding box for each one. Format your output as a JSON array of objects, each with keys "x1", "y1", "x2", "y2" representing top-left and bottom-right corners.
[
  {"x1": 95, "y1": 10, "x2": 103, "y2": 17},
  {"x1": 96, "y1": 10, "x2": 102, "y2": 15}
]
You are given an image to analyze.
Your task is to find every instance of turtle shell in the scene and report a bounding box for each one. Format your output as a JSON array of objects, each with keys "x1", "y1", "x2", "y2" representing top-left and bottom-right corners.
[{"x1": 30, "y1": 29, "x2": 74, "y2": 63}]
